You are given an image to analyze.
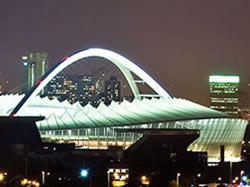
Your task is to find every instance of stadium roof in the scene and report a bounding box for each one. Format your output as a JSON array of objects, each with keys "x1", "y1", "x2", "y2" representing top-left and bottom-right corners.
[{"x1": 0, "y1": 94, "x2": 230, "y2": 130}]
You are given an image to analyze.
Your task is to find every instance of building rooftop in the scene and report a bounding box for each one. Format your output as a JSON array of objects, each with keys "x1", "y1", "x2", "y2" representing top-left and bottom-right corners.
[{"x1": 209, "y1": 75, "x2": 240, "y2": 83}]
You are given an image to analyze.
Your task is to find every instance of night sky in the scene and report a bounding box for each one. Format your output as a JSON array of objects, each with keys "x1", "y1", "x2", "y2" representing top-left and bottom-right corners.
[{"x1": 1, "y1": 0, "x2": 250, "y2": 106}]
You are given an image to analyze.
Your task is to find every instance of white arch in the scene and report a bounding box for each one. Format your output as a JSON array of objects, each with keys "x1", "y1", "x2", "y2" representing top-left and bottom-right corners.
[{"x1": 14, "y1": 48, "x2": 171, "y2": 115}]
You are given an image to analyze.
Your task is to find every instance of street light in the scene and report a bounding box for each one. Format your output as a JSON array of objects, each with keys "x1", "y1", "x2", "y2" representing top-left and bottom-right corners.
[
  {"x1": 240, "y1": 170, "x2": 244, "y2": 185},
  {"x1": 80, "y1": 169, "x2": 88, "y2": 178},
  {"x1": 242, "y1": 175, "x2": 248, "y2": 185},
  {"x1": 218, "y1": 177, "x2": 222, "y2": 185},
  {"x1": 41, "y1": 171, "x2": 50, "y2": 184},
  {"x1": 196, "y1": 173, "x2": 201, "y2": 185},
  {"x1": 240, "y1": 170, "x2": 244, "y2": 177},
  {"x1": 80, "y1": 169, "x2": 92, "y2": 187},
  {"x1": 242, "y1": 175, "x2": 248, "y2": 181},
  {"x1": 21, "y1": 179, "x2": 40, "y2": 187},
  {"x1": 176, "y1": 173, "x2": 181, "y2": 187},
  {"x1": 141, "y1": 176, "x2": 150, "y2": 186},
  {"x1": 0, "y1": 173, "x2": 4, "y2": 182},
  {"x1": 107, "y1": 169, "x2": 113, "y2": 187},
  {"x1": 107, "y1": 168, "x2": 129, "y2": 187}
]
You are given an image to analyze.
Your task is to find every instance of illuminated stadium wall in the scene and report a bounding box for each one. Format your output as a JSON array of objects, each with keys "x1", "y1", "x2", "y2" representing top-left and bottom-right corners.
[
  {"x1": 2, "y1": 94, "x2": 247, "y2": 162},
  {"x1": 4, "y1": 48, "x2": 248, "y2": 162},
  {"x1": 39, "y1": 118, "x2": 246, "y2": 162}
]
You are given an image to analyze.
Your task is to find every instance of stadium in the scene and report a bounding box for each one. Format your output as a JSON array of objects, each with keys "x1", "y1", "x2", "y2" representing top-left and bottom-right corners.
[{"x1": 1, "y1": 48, "x2": 248, "y2": 162}]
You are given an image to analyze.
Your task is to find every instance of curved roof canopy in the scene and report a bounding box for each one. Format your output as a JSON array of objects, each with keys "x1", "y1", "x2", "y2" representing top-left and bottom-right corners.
[{"x1": 0, "y1": 94, "x2": 230, "y2": 130}]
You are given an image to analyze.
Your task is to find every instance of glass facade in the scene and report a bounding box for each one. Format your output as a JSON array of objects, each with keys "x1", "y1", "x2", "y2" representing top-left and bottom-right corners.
[{"x1": 209, "y1": 75, "x2": 239, "y2": 117}]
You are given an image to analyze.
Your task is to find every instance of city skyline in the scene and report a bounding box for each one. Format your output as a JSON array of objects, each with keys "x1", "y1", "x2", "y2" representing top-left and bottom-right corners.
[
  {"x1": 1, "y1": 1, "x2": 250, "y2": 106},
  {"x1": 45, "y1": 74, "x2": 121, "y2": 107},
  {"x1": 0, "y1": 1, "x2": 249, "y2": 185},
  {"x1": 0, "y1": 44, "x2": 248, "y2": 180}
]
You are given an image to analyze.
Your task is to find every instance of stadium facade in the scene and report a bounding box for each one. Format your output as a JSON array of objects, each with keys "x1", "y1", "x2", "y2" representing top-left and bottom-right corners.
[{"x1": 3, "y1": 48, "x2": 248, "y2": 162}]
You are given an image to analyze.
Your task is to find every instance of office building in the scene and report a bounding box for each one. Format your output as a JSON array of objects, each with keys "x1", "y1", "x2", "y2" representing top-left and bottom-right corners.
[
  {"x1": 46, "y1": 75, "x2": 121, "y2": 107},
  {"x1": 46, "y1": 74, "x2": 108, "y2": 107},
  {"x1": 21, "y1": 52, "x2": 48, "y2": 94},
  {"x1": 209, "y1": 75, "x2": 239, "y2": 116},
  {"x1": 78, "y1": 75, "x2": 99, "y2": 106},
  {"x1": 0, "y1": 79, "x2": 8, "y2": 95},
  {"x1": 104, "y1": 76, "x2": 121, "y2": 105},
  {"x1": 0, "y1": 79, "x2": 3, "y2": 94}
]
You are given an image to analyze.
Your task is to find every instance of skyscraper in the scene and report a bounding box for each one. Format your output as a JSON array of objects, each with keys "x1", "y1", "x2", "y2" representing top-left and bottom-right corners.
[
  {"x1": 0, "y1": 78, "x2": 8, "y2": 95},
  {"x1": 209, "y1": 75, "x2": 240, "y2": 117},
  {"x1": 21, "y1": 52, "x2": 48, "y2": 94},
  {"x1": 104, "y1": 76, "x2": 121, "y2": 105},
  {"x1": 0, "y1": 82, "x2": 2, "y2": 94}
]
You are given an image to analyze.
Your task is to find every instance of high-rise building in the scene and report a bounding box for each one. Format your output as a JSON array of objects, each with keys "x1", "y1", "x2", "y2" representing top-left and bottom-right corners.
[
  {"x1": 46, "y1": 75, "x2": 100, "y2": 106},
  {"x1": 104, "y1": 76, "x2": 121, "y2": 105},
  {"x1": 78, "y1": 75, "x2": 99, "y2": 106},
  {"x1": 0, "y1": 83, "x2": 2, "y2": 94},
  {"x1": 21, "y1": 52, "x2": 48, "y2": 94},
  {"x1": 45, "y1": 75, "x2": 121, "y2": 107},
  {"x1": 0, "y1": 79, "x2": 8, "y2": 95},
  {"x1": 209, "y1": 75, "x2": 240, "y2": 116}
]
